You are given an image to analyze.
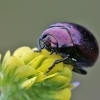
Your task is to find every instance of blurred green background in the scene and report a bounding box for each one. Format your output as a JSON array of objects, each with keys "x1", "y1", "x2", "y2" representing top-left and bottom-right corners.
[{"x1": 0, "y1": 0, "x2": 100, "y2": 100}]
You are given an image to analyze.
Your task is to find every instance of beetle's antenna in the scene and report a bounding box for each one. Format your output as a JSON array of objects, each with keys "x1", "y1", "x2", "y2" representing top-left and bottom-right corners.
[{"x1": 35, "y1": 36, "x2": 43, "y2": 52}]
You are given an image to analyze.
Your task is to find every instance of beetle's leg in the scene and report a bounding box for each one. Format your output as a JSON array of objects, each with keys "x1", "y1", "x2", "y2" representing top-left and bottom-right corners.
[
  {"x1": 68, "y1": 58, "x2": 87, "y2": 75},
  {"x1": 41, "y1": 44, "x2": 45, "y2": 49},
  {"x1": 47, "y1": 57, "x2": 68, "y2": 73},
  {"x1": 47, "y1": 56, "x2": 87, "y2": 75},
  {"x1": 34, "y1": 36, "x2": 43, "y2": 52},
  {"x1": 50, "y1": 48, "x2": 55, "y2": 55},
  {"x1": 50, "y1": 50, "x2": 53, "y2": 55},
  {"x1": 65, "y1": 58, "x2": 87, "y2": 75},
  {"x1": 73, "y1": 65, "x2": 87, "y2": 75}
]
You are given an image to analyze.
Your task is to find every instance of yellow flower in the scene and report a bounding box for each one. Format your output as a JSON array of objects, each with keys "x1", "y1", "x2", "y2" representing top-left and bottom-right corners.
[{"x1": 0, "y1": 46, "x2": 73, "y2": 100}]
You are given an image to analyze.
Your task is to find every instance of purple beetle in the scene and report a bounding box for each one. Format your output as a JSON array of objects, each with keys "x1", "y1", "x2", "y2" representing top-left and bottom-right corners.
[{"x1": 35, "y1": 22, "x2": 99, "y2": 74}]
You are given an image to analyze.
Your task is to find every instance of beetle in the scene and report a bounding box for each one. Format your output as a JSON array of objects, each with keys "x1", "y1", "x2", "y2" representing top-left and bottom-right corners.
[{"x1": 35, "y1": 22, "x2": 99, "y2": 74}]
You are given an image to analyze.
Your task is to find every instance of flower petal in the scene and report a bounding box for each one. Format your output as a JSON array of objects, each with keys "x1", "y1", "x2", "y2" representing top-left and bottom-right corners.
[
  {"x1": 15, "y1": 65, "x2": 36, "y2": 79},
  {"x1": 3, "y1": 56, "x2": 24, "y2": 73},
  {"x1": 21, "y1": 76, "x2": 37, "y2": 90},
  {"x1": 46, "y1": 74, "x2": 70, "y2": 89},
  {"x1": 32, "y1": 48, "x2": 50, "y2": 57},
  {"x1": 2, "y1": 50, "x2": 11, "y2": 66},
  {"x1": 61, "y1": 65, "x2": 72, "y2": 80},
  {"x1": 35, "y1": 72, "x2": 44, "y2": 82},
  {"x1": 20, "y1": 50, "x2": 41, "y2": 64},
  {"x1": 44, "y1": 72, "x2": 58, "y2": 80},
  {"x1": 13, "y1": 46, "x2": 31, "y2": 57},
  {"x1": 36, "y1": 57, "x2": 63, "y2": 74},
  {"x1": 0, "y1": 54, "x2": 2, "y2": 61},
  {"x1": 70, "y1": 82, "x2": 80, "y2": 90},
  {"x1": 51, "y1": 88, "x2": 71, "y2": 100},
  {"x1": 28, "y1": 55, "x2": 46, "y2": 69}
]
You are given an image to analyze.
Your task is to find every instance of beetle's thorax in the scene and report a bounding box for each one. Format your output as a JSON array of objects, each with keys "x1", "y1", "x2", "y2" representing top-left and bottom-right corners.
[{"x1": 42, "y1": 27, "x2": 74, "y2": 48}]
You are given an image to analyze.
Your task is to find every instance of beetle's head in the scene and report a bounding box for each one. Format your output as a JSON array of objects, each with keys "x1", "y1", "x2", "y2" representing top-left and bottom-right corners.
[{"x1": 42, "y1": 34, "x2": 58, "y2": 53}]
